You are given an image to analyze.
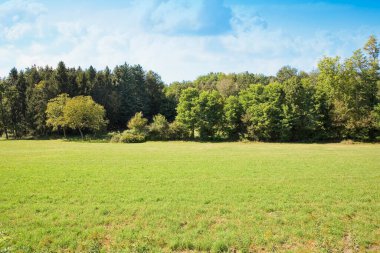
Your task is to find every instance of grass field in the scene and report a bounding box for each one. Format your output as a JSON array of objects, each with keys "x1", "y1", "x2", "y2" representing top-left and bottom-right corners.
[{"x1": 0, "y1": 141, "x2": 379, "y2": 252}]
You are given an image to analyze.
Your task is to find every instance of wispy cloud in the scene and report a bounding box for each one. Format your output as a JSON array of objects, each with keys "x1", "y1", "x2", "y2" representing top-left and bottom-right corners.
[{"x1": 0, "y1": 0, "x2": 379, "y2": 83}]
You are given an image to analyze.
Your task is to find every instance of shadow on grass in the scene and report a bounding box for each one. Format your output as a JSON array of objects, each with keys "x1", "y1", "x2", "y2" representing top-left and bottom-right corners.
[
  {"x1": 0, "y1": 134, "x2": 110, "y2": 143},
  {"x1": 1, "y1": 135, "x2": 379, "y2": 144}
]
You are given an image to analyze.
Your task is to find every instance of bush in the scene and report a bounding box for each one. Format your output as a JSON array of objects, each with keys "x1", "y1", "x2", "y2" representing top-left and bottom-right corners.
[
  {"x1": 127, "y1": 112, "x2": 148, "y2": 134},
  {"x1": 109, "y1": 130, "x2": 146, "y2": 143},
  {"x1": 109, "y1": 132, "x2": 122, "y2": 143},
  {"x1": 119, "y1": 130, "x2": 146, "y2": 143},
  {"x1": 169, "y1": 121, "x2": 189, "y2": 140},
  {"x1": 149, "y1": 114, "x2": 170, "y2": 140}
]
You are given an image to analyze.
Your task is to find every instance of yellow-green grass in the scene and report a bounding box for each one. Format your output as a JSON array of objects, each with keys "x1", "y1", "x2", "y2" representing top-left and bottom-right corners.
[{"x1": 0, "y1": 141, "x2": 379, "y2": 252}]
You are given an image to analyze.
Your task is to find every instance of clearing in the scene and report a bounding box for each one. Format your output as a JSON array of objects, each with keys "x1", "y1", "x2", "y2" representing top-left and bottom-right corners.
[{"x1": 0, "y1": 141, "x2": 379, "y2": 252}]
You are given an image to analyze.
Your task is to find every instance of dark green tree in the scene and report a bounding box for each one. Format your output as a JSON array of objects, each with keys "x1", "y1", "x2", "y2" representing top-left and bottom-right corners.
[
  {"x1": 224, "y1": 95, "x2": 243, "y2": 139},
  {"x1": 176, "y1": 87, "x2": 199, "y2": 139},
  {"x1": 195, "y1": 90, "x2": 224, "y2": 140}
]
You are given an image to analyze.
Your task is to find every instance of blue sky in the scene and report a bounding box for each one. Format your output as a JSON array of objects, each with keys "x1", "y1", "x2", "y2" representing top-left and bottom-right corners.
[{"x1": 0, "y1": 0, "x2": 379, "y2": 83}]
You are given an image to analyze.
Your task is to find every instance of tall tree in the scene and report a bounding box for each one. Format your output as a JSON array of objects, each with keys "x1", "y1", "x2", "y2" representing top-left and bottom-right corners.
[
  {"x1": 6, "y1": 68, "x2": 27, "y2": 137},
  {"x1": 240, "y1": 83, "x2": 285, "y2": 141},
  {"x1": 46, "y1": 93, "x2": 70, "y2": 137},
  {"x1": 195, "y1": 90, "x2": 224, "y2": 140},
  {"x1": 276, "y1": 66, "x2": 298, "y2": 83},
  {"x1": 224, "y1": 95, "x2": 243, "y2": 140},
  {"x1": 0, "y1": 80, "x2": 10, "y2": 139},
  {"x1": 145, "y1": 71, "x2": 165, "y2": 119},
  {"x1": 176, "y1": 87, "x2": 199, "y2": 139},
  {"x1": 281, "y1": 76, "x2": 315, "y2": 141},
  {"x1": 55, "y1": 61, "x2": 70, "y2": 95},
  {"x1": 161, "y1": 81, "x2": 193, "y2": 122}
]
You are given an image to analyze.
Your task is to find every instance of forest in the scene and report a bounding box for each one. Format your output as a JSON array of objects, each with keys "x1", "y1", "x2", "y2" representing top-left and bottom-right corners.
[{"x1": 0, "y1": 36, "x2": 379, "y2": 142}]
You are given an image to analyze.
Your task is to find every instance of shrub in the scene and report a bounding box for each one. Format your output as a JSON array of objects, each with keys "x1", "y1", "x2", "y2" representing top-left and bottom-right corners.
[
  {"x1": 169, "y1": 121, "x2": 189, "y2": 140},
  {"x1": 127, "y1": 112, "x2": 148, "y2": 134},
  {"x1": 119, "y1": 130, "x2": 146, "y2": 143},
  {"x1": 109, "y1": 130, "x2": 146, "y2": 143},
  {"x1": 109, "y1": 132, "x2": 122, "y2": 143},
  {"x1": 149, "y1": 114, "x2": 169, "y2": 140}
]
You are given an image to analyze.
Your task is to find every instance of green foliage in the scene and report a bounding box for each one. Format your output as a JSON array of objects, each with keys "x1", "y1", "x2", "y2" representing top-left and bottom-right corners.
[
  {"x1": 176, "y1": 88, "x2": 199, "y2": 139},
  {"x1": 63, "y1": 96, "x2": 108, "y2": 139},
  {"x1": 374, "y1": 104, "x2": 380, "y2": 127},
  {"x1": 224, "y1": 95, "x2": 243, "y2": 139},
  {"x1": 119, "y1": 130, "x2": 146, "y2": 143},
  {"x1": 0, "y1": 81, "x2": 10, "y2": 139},
  {"x1": 168, "y1": 120, "x2": 189, "y2": 140},
  {"x1": 195, "y1": 90, "x2": 224, "y2": 140},
  {"x1": 26, "y1": 80, "x2": 51, "y2": 136},
  {"x1": 160, "y1": 81, "x2": 193, "y2": 122},
  {"x1": 46, "y1": 93, "x2": 70, "y2": 136},
  {"x1": 193, "y1": 72, "x2": 271, "y2": 96},
  {"x1": 127, "y1": 112, "x2": 148, "y2": 134},
  {"x1": 0, "y1": 35, "x2": 379, "y2": 142},
  {"x1": 149, "y1": 114, "x2": 169, "y2": 140},
  {"x1": 176, "y1": 88, "x2": 224, "y2": 140},
  {"x1": 109, "y1": 130, "x2": 146, "y2": 143},
  {"x1": 364, "y1": 35, "x2": 379, "y2": 62},
  {"x1": 316, "y1": 41, "x2": 379, "y2": 140},
  {"x1": 281, "y1": 77, "x2": 319, "y2": 141},
  {"x1": 241, "y1": 82, "x2": 284, "y2": 141},
  {"x1": 372, "y1": 104, "x2": 380, "y2": 139},
  {"x1": 109, "y1": 131, "x2": 122, "y2": 143},
  {"x1": 276, "y1": 65, "x2": 298, "y2": 83}
]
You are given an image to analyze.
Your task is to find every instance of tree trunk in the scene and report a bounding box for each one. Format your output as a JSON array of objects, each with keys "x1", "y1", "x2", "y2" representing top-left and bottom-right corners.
[
  {"x1": 0, "y1": 94, "x2": 8, "y2": 140},
  {"x1": 3, "y1": 128, "x2": 8, "y2": 139},
  {"x1": 63, "y1": 127, "x2": 66, "y2": 138},
  {"x1": 191, "y1": 127, "x2": 195, "y2": 140},
  {"x1": 78, "y1": 128, "x2": 83, "y2": 140}
]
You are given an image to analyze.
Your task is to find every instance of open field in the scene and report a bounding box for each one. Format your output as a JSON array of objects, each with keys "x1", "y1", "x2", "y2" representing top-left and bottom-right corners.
[{"x1": 0, "y1": 141, "x2": 379, "y2": 252}]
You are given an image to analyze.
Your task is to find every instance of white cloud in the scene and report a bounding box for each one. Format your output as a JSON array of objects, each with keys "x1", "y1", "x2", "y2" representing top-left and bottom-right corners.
[
  {"x1": 146, "y1": 0, "x2": 231, "y2": 35},
  {"x1": 0, "y1": 0, "x2": 46, "y2": 40},
  {"x1": 0, "y1": 0, "x2": 378, "y2": 83},
  {"x1": 230, "y1": 5, "x2": 267, "y2": 32},
  {"x1": 149, "y1": 0, "x2": 203, "y2": 33},
  {"x1": 0, "y1": 0, "x2": 46, "y2": 18},
  {"x1": 3, "y1": 22, "x2": 32, "y2": 40}
]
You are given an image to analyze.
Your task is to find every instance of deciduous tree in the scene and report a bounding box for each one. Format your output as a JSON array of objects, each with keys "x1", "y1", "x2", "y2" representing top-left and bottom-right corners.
[
  {"x1": 63, "y1": 96, "x2": 107, "y2": 139},
  {"x1": 46, "y1": 93, "x2": 70, "y2": 137}
]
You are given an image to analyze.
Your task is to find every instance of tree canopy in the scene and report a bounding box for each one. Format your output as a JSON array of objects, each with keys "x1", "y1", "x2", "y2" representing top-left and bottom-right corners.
[
  {"x1": 46, "y1": 94, "x2": 107, "y2": 139},
  {"x1": 46, "y1": 93, "x2": 70, "y2": 137},
  {"x1": 63, "y1": 96, "x2": 108, "y2": 139},
  {"x1": 0, "y1": 35, "x2": 379, "y2": 141}
]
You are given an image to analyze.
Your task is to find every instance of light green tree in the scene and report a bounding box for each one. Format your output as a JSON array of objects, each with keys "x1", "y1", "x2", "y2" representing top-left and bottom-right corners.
[
  {"x1": 127, "y1": 112, "x2": 148, "y2": 134},
  {"x1": 63, "y1": 96, "x2": 107, "y2": 139},
  {"x1": 46, "y1": 93, "x2": 70, "y2": 137}
]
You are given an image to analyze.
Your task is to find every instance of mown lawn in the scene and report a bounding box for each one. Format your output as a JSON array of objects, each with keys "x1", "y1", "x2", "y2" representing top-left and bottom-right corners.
[{"x1": 0, "y1": 141, "x2": 379, "y2": 252}]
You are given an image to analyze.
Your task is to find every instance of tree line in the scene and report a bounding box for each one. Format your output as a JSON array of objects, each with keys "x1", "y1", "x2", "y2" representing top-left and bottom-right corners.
[{"x1": 0, "y1": 36, "x2": 379, "y2": 142}]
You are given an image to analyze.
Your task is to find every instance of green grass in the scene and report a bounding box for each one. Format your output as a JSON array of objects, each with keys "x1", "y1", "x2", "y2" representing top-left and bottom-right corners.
[{"x1": 0, "y1": 141, "x2": 379, "y2": 252}]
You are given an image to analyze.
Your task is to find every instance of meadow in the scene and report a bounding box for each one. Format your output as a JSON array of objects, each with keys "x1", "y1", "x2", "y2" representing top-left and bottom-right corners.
[{"x1": 0, "y1": 141, "x2": 379, "y2": 252}]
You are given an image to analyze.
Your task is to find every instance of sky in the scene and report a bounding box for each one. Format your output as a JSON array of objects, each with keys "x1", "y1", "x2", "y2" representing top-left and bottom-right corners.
[{"x1": 0, "y1": 0, "x2": 379, "y2": 83}]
